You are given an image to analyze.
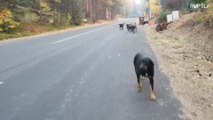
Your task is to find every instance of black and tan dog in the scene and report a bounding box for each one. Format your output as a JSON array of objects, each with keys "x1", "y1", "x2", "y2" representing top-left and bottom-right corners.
[{"x1": 133, "y1": 53, "x2": 156, "y2": 101}]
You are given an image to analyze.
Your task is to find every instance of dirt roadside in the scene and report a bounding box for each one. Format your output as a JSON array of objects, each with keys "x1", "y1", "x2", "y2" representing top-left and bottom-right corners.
[
  {"x1": 0, "y1": 20, "x2": 112, "y2": 41},
  {"x1": 144, "y1": 12, "x2": 213, "y2": 120}
]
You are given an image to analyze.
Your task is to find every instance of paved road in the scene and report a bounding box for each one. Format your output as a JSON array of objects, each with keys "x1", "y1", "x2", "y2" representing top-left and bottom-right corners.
[{"x1": 0, "y1": 20, "x2": 182, "y2": 120}]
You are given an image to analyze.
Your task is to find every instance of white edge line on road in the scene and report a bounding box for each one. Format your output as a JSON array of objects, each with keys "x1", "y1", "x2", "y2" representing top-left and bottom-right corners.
[{"x1": 51, "y1": 26, "x2": 107, "y2": 44}]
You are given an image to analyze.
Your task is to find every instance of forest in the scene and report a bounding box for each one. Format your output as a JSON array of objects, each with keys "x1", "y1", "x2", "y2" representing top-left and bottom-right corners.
[{"x1": 0, "y1": 0, "x2": 123, "y2": 39}]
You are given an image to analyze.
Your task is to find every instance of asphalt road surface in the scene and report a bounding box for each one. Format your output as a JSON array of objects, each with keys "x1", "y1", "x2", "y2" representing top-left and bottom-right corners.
[{"x1": 0, "y1": 20, "x2": 182, "y2": 120}]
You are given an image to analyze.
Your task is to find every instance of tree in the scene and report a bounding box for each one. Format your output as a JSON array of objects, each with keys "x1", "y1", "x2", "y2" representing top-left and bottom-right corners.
[
  {"x1": 0, "y1": 8, "x2": 19, "y2": 32},
  {"x1": 71, "y1": 0, "x2": 83, "y2": 25},
  {"x1": 166, "y1": 0, "x2": 182, "y2": 11},
  {"x1": 111, "y1": 0, "x2": 123, "y2": 18}
]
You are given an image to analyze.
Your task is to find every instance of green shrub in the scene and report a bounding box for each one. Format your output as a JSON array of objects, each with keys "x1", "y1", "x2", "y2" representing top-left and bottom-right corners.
[
  {"x1": 21, "y1": 11, "x2": 39, "y2": 23},
  {"x1": 60, "y1": 13, "x2": 71, "y2": 26},
  {"x1": 71, "y1": 0, "x2": 83, "y2": 25},
  {"x1": 53, "y1": 13, "x2": 71, "y2": 26},
  {"x1": 157, "y1": 10, "x2": 167, "y2": 23},
  {"x1": 13, "y1": 7, "x2": 39, "y2": 23}
]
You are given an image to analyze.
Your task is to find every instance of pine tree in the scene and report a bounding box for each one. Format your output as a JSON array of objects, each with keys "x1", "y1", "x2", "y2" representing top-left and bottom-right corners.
[{"x1": 71, "y1": 0, "x2": 83, "y2": 25}]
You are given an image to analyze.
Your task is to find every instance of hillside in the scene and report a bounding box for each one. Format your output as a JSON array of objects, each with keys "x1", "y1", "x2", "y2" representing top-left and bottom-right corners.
[{"x1": 145, "y1": 12, "x2": 213, "y2": 120}]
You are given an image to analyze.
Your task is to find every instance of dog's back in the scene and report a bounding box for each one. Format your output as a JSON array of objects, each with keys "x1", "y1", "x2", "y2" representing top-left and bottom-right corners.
[
  {"x1": 119, "y1": 23, "x2": 124, "y2": 27},
  {"x1": 129, "y1": 25, "x2": 137, "y2": 33}
]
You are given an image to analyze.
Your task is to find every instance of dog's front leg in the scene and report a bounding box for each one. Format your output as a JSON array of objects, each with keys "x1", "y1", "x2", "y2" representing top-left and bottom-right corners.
[
  {"x1": 137, "y1": 74, "x2": 142, "y2": 93},
  {"x1": 149, "y1": 76, "x2": 156, "y2": 101}
]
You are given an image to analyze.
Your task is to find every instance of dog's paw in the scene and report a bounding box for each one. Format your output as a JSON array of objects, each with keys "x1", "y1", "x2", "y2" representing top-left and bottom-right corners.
[
  {"x1": 138, "y1": 85, "x2": 142, "y2": 93},
  {"x1": 138, "y1": 87, "x2": 142, "y2": 93},
  {"x1": 138, "y1": 89, "x2": 142, "y2": 93},
  {"x1": 150, "y1": 94, "x2": 157, "y2": 101}
]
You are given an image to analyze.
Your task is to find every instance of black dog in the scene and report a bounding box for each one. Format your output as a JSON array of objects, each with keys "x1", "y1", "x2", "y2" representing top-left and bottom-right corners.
[
  {"x1": 133, "y1": 53, "x2": 156, "y2": 100},
  {"x1": 126, "y1": 24, "x2": 131, "y2": 31},
  {"x1": 127, "y1": 23, "x2": 137, "y2": 33},
  {"x1": 129, "y1": 25, "x2": 137, "y2": 33},
  {"x1": 119, "y1": 23, "x2": 124, "y2": 30}
]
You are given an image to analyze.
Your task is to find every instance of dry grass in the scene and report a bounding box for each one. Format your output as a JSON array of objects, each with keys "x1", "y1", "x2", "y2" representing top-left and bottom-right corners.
[
  {"x1": 145, "y1": 12, "x2": 213, "y2": 120},
  {"x1": 0, "y1": 20, "x2": 111, "y2": 41}
]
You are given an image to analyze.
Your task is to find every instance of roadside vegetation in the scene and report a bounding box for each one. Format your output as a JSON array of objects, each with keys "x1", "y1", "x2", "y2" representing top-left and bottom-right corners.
[
  {"x1": 0, "y1": 0, "x2": 123, "y2": 40},
  {"x1": 147, "y1": 0, "x2": 212, "y2": 120},
  {"x1": 156, "y1": 0, "x2": 212, "y2": 25}
]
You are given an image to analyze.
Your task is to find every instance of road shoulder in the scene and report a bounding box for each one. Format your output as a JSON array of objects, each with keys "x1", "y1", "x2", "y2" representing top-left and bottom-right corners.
[{"x1": 144, "y1": 18, "x2": 213, "y2": 120}]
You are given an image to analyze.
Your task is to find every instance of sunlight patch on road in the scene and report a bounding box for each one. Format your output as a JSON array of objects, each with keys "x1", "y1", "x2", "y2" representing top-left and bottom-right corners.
[{"x1": 0, "y1": 81, "x2": 4, "y2": 85}]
